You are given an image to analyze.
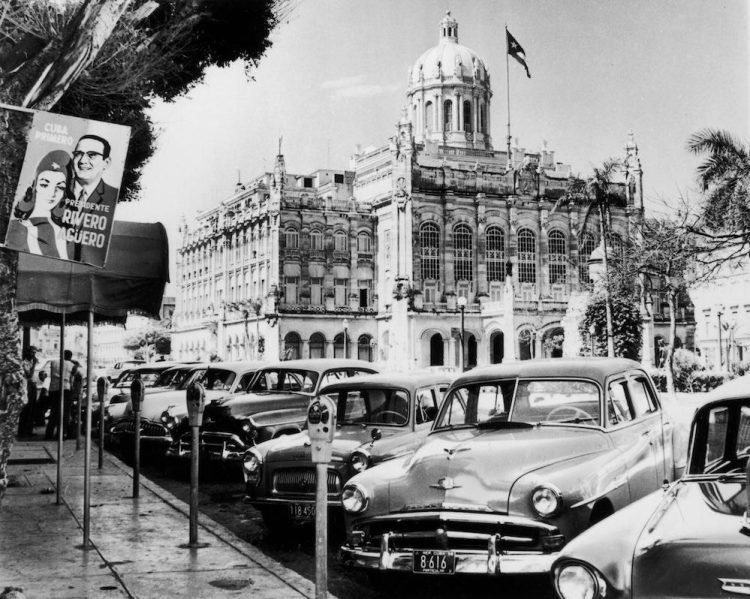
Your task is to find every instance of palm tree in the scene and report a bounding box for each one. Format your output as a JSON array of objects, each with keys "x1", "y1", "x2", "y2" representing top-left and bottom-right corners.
[
  {"x1": 687, "y1": 129, "x2": 750, "y2": 266},
  {"x1": 557, "y1": 159, "x2": 627, "y2": 357}
]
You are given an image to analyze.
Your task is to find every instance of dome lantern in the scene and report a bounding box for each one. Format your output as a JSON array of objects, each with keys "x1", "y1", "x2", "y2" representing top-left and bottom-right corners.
[{"x1": 440, "y1": 11, "x2": 459, "y2": 44}]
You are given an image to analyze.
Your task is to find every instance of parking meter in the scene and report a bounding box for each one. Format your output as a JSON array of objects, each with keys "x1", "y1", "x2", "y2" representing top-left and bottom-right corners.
[
  {"x1": 131, "y1": 379, "x2": 144, "y2": 413},
  {"x1": 186, "y1": 382, "x2": 206, "y2": 427},
  {"x1": 307, "y1": 396, "x2": 336, "y2": 463}
]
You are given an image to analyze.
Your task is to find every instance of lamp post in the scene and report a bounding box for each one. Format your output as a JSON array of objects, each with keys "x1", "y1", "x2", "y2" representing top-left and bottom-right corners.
[
  {"x1": 343, "y1": 318, "x2": 349, "y2": 359},
  {"x1": 457, "y1": 296, "x2": 467, "y2": 371},
  {"x1": 717, "y1": 306, "x2": 724, "y2": 371},
  {"x1": 588, "y1": 324, "x2": 596, "y2": 357}
]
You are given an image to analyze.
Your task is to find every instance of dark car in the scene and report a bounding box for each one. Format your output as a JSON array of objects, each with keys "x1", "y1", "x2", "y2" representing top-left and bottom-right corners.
[
  {"x1": 109, "y1": 361, "x2": 261, "y2": 456},
  {"x1": 340, "y1": 358, "x2": 676, "y2": 577},
  {"x1": 552, "y1": 376, "x2": 750, "y2": 599},
  {"x1": 170, "y1": 359, "x2": 380, "y2": 465},
  {"x1": 243, "y1": 371, "x2": 453, "y2": 530}
]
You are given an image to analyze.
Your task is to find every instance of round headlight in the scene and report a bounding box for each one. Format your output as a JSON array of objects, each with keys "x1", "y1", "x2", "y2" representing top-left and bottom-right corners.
[
  {"x1": 350, "y1": 450, "x2": 370, "y2": 473},
  {"x1": 556, "y1": 563, "x2": 603, "y2": 599},
  {"x1": 242, "y1": 449, "x2": 262, "y2": 485},
  {"x1": 341, "y1": 484, "x2": 369, "y2": 514},
  {"x1": 532, "y1": 484, "x2": 562, "y2": 517}
]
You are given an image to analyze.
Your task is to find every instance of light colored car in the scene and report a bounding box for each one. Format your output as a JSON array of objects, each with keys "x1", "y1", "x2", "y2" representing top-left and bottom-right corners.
[
  {"x1": 104, "y1": 359, "x2": 145, "y2": 382},
  {"x1": 552, "y1": 376, "x2": 750, "y2": 599},
  {"x1": 244, "y1": 371, "x2": 452, "y2": 531},
  {"x1": 340, "y1": 358, "x2": 676, "y2": 577}
]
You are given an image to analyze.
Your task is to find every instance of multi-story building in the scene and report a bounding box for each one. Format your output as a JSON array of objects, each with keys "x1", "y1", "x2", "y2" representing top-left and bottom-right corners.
[{"x1": 172, "y1": 11, "x2": 647, "y2": 369}]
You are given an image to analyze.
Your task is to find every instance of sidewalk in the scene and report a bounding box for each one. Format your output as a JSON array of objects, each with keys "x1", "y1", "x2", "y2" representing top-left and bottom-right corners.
[{"x1": 1, "y1": 437, "x2": 332, "y2": 599}]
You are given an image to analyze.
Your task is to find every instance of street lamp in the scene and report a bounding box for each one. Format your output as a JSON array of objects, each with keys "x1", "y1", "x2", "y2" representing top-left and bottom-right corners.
[
  {"x1": 456, "y1": 296, "x2": 467, "y2": 372},
  {"x1": 342, "y1": 318, "x2": 349, "y2": 359}
]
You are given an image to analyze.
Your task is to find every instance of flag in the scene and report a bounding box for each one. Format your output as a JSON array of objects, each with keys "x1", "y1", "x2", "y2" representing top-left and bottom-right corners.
[{"x1": 506, "y1": 29, "x2": 531, "y2": 78}]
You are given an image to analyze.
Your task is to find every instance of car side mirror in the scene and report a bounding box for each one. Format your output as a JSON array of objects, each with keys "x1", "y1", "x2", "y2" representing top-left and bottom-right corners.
[{"x1": 370, "y1": 428, "x2": 382, "y2": 443}]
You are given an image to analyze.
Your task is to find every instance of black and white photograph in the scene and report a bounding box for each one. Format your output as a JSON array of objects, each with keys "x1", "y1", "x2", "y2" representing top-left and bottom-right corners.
[{"x1": 0, "y1": 1, "x2": 747, "y2": 598}]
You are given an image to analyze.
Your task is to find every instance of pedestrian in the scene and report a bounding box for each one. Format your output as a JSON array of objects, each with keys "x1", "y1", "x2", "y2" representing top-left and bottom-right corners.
[
  {"x1": 17, "y1": 346, "x2": 39, "y2": 436},
  {"x1": 45, "y1": 349, "x2": 75, "y2": 440},
  {"x1": 69, "y1": 359, "x2": 85, "y2": 438},
  {"x1": 36, "y1": 370, "x2": 49, "y2": 426}
]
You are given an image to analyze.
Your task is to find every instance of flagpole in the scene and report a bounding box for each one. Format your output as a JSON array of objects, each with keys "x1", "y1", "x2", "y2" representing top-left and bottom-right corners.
[{"x1": 505, "y1": 25, "x2": 512, "y2": 169}]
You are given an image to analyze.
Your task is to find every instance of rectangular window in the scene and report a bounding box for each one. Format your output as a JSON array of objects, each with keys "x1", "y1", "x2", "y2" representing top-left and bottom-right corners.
[
  {"x1": 334, "y1": 278, "x2": 348, "y2": 306},
  {"x1": 310, "y1": 278, "x2": 323, "y2": 305},
  {"x1": 359, "y1": 279, "x2": 372, "y2": 308},
  {"x1": 487, "y1": 260, "x2": 504, "y2": 282},
  {"x1": 424, "y1": 282, "x2": 437, "y2": 304},
  {"x1": 489, "y1": 282, "x2": 503, "y2": 302},
  {"x1": 334, "y1": 173, "x2": 344, "y2": 184},
  {"x1": 285, "y1": 277, "x2": 299, "y2": 304},
  {"x1": 304, "y1": 177, "x2": 313, "y2": 188}
]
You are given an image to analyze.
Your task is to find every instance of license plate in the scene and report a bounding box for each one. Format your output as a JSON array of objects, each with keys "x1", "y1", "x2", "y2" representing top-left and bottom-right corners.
[
  {"x1": 288, "y1": 503, "x2": 315, "y2": 521},
  {"x1": 412, "y1": 550, "x2": 455, "y2": 574}
]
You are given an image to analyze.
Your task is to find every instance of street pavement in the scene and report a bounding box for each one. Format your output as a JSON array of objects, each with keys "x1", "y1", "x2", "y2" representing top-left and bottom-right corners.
[{"x1": 0, "y1": 437, "x2": 335, "y2": 599}]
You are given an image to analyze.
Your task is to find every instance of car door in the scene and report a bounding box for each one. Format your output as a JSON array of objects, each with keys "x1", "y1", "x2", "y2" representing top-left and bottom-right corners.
[
  {"x1": 606, "y1": 376, "x2": 662, "y2": 500},
  {"x1": 627, "y1": 372, "x2": 672, "y2": 484}
]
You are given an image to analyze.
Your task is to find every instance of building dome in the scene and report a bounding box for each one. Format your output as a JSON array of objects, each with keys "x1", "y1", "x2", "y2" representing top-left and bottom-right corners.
[
  {"x1": 405, "y1": 11, "x2": 493, "y2": 150},
  {"x1": 409, "y1": 12, "x2": 489, "y2": 86}
]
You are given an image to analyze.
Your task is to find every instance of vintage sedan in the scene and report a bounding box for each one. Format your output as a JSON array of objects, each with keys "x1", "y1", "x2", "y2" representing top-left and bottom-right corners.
[
  {"x1": 340, "y1": 358, "x2": 675, "y2": 577},
  {"x1": 552, "y1": 376, "x2": 750, "y2": 599},
  {"x1": 244, "y1": 371, "x2": 453, "y2": 530},
  {"x1": 170, "y1": 359, "x2": 381, "y2": 465},
  {"x1": 109, "y1": 361, "x2": 262, "y2": 456}
]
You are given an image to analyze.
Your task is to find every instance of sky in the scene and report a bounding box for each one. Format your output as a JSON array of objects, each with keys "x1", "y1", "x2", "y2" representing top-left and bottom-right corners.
[{"x1": 116, "y1": 0, "x2": 749, "y2": 271}]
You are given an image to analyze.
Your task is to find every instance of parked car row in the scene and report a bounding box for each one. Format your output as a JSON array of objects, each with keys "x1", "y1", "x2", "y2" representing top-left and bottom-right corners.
[{"x1": 103, "y1": 357, "x2": 749, "y2": 597}]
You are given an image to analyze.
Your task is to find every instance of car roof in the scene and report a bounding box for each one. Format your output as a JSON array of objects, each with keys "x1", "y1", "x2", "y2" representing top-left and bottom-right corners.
[
  {"x1": 452, "y1": 357, "x2": 644, "y2": 386},
  {"x1": 319, "y1": 371, "x2": 453, "y2": 392},
  {"x1": 128, "y1": 361, "x2": 187, "y2": 372},
  {"x1": 257, "y1": 358, "x2": 380, "y2": 371},
  {"x1": 696, "y1": 375, "x2": 750, "y2": 411},
  {"x1": 205, "y1": 360, "x2": 265, "y2": 371}
]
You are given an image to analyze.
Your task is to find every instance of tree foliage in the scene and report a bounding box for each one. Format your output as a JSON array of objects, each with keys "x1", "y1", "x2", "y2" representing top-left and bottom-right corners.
[
  {"x1": 579, "y1": 293, "x2": 642, "y2": 360},
  {"x1": 123, "y1": 326, "x2": 171, "y2": 357}
]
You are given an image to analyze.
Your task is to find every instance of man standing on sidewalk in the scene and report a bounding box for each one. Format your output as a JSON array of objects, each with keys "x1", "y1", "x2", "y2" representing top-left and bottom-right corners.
[{"x1": 45, "y1": 350, "x2": 75, "y2": 440}]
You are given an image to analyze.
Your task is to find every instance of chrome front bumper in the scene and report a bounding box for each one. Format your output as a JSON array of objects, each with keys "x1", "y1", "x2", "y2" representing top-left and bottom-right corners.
[
  {"x1": 166, "y1": 431, "x2": 249, "y2": 462},
  {"x1": 341, "y1": 532, "x2": 557, "y2": 575}
]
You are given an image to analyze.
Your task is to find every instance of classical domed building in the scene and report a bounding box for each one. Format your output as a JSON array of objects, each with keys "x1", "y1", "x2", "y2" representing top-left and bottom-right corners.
[{"x1": 172, "y1": 11, "x2": 649, "y2": 369}]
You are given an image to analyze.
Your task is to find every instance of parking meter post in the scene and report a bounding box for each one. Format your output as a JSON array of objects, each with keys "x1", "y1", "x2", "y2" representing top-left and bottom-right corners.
[
  {"x1": 82, "y1": 309, "x2": 94, "y2": 550},
  {"x1": 96, "y1": 377, "x2": 108, "y2": 470},
  {"x1": 307, "y1": 396, "x2": 337, "y2": 599},
  {"x1": 186, "y1": 382, "x2": 206, "y2": 547},
  {"x1": 130, "y1": 379, "x2": 144, "y2": 499}
]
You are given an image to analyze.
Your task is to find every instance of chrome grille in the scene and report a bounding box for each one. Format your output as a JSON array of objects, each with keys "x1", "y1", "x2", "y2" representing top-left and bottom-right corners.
[
  {"x1": 272, "y1": 468, "x2": 342, "y2": 496},
  {"x1": 362, "y1": 515, "x2": 545, "y2": 553},
  {"x1": 111, "y1": 419, "x2": 169, "y2": 437}
]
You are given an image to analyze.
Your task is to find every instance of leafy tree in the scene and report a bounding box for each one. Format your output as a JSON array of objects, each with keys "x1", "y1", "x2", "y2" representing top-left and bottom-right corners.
[
  {"x1": 123, "y1": 326, "x2": 171, "y2": 359},
  {"x1": 0, "y1": 0, "x2": 292, "y2": 504},
  {"x1": 579, "y1": 292, "x2": 642, "y2": 361},
  {"x1": 687, "y1": 129, "x2": 750, "y2": 272}
]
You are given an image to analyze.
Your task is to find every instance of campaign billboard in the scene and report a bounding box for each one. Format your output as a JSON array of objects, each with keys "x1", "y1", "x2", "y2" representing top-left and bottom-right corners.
[{"x1": 2, "y1": 105, "x2": 131, "y2": 268}]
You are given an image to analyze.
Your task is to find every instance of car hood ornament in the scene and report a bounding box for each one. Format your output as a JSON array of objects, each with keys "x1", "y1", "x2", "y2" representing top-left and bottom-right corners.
[
  {"x1": 430, "y1": 476, "x2": 461, "y2": 491},
  {"x1": 719, "y1": 579, "x2": 750, "y2": 596},
  {"x1": 443, "y1": 446, "x2": 470, "y2": 460}
]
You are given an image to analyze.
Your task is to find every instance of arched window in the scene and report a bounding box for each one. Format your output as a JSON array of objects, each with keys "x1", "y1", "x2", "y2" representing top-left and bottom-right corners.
[
  {"x1": 548, "y1": 230, "x2": 567, "y2": 285},
  {"x1": 283, "y1": 332, "x2": 301, "y2": 360},
  {"x1": 486, "y1": 226, "x2": 505, "y2": 281},
  {"x1": 463, "y1": 100, "x2": 472, "y2": 132},
  {"x1": 578, "y1": 232, "x2": 596, "y2": 285},
  {"x1": 429, "y1": 333, "x2": 444, "y2": 366},
  {"x1": 517, "y1": 228, "x2": 537, "y2": 284},
  {"x1": 333, "y1": 333, "x2": 349, "y2": 359},
  {"x1": 309, "y1": 333, "x2": 325, "y2": 359},
  {"x1": 357, "y1": 232, "x2": 372, "y2": 253},
  {"x1": 334, "y1": 231, "x2": 348, "y2": 251},
  {"x1": 425, "y1": 101, "x2": 434, "y2": 132},
  {"x1": 420, "y1": 223, "x2": 440, "y2": 281},
  {"x1": 358, "y1": 335, "x2": 373, "y2": 362},
  {"x1": 284, "y1": 228, "x2": 298, "y2": 249},
  {"x1": 453, "y1": 224, "x2": 473, "y2": 282},
  {"x1": 310, "y1": 229, "x2": 323, "y2": 251},
  {"x1": 443, "y1": 100, "x2": 452, "y2": 131},
  {"x1": 610, "y1": 233, "x2": 624, "y2": 263}
]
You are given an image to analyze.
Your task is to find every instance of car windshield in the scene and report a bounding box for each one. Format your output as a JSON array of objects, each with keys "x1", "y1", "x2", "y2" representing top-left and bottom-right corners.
[
  {"x1": 154, "y1": 367, "x2": 205, "y2": 390},
  {"x1": 323, "y1": 388, "x2": 410, "y2": 427},
  {"x1": 435, "y1": 378, "x2": 601, "y2": 428},
  {"x1": 197, "y1": 368, "x2": 236, "y2": 391},
  {"x1": 115, "y1": 369, "x2": 163, "y2": 388},
  {"x1": 249, "y1": 369, "x2": 319, "y2": 394},
  {"x1": 686, "y1": 402, "x2": 750, "y2": 479}
]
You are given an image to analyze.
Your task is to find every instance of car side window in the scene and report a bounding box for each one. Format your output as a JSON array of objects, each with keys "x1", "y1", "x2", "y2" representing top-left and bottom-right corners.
[
  {"x1": 705, "y1": 407, "x2": 729, "y2": 467},
  {"x1": 415, "y1": 387, "x2": 438, "y2": 425},
  {"x1": 736, "y1": 406, "x2": 750, "y2": 458},
  {"x1": 607, "y1": 380, "x2": 633, "y2": 425},
  {"x1": 320, "y1": 370, "x2": 347, "y2": 388},
  {"x1": 237, "y1": 372, "x2": 255, "y2": 392},
  {"x1": 628, "y1": 376, "x2": 657, "y2": 417}
]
